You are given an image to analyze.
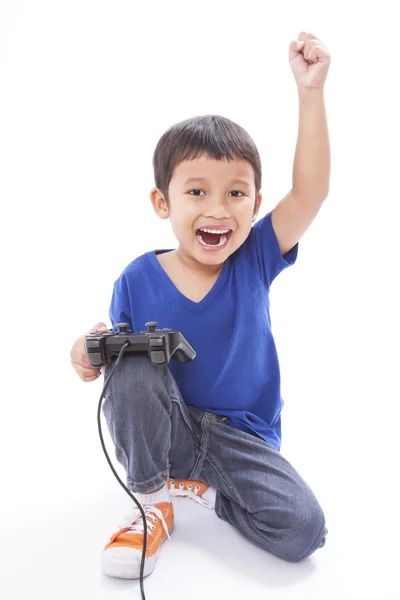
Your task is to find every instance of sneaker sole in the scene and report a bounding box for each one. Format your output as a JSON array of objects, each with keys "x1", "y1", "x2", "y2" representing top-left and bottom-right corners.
[{"x1": 101, "y1": 523, "x2": 174, "y2": 579}]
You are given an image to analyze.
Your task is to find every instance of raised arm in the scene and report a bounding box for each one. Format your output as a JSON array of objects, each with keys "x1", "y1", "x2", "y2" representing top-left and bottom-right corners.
[{"x1": 272, "y1": 33, "x2": 331, "y2": 255}]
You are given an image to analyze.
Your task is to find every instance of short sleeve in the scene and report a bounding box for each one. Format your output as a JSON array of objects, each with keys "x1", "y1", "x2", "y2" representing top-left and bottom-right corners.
[
  {"x1": 246, "y1": 210, "x2": 298, "y2": 288},
  {"x1": 109, "y1": 272, "x2": 133, "y2": 332}
]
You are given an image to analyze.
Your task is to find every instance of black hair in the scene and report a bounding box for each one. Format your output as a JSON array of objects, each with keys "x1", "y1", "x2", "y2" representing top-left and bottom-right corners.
[{"x1": 152, "y1": 114, "x2": 262, "y2": 211}]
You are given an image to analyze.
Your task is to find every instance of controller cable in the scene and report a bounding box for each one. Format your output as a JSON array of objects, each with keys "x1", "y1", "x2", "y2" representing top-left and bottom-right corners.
[{"x1": 97, "y1": 340, "x2": 149, "y2": 600}]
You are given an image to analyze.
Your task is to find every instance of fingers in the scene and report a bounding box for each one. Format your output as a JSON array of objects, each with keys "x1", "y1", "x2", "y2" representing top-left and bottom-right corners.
[
  {"x1": 88, "y1": 322, "x2": 109, "y2": 334},
  {"x1": 80, "y1": 365, "x2": 102, "y2": 381},
  {"x1": 71, "y1": 323, "x2": 111, "y2": 382}
]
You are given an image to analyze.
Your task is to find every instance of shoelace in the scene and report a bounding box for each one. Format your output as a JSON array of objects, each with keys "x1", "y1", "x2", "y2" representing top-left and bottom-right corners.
[
  {"x1": 118, "y1": 504, "x2": 171, "y2": 540},
  {"x1": 168, "y1": 479, "x2": 212, "y2": 508}
]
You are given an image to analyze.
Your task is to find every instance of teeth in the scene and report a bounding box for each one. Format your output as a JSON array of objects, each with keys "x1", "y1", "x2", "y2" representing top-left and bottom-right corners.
[{"x1": 200, "y1": 228, "x2": 231, "y2": 234}]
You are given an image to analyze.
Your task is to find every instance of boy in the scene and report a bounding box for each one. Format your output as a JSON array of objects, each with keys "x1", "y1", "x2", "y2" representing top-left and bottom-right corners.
[{"x1": 70, "y1": 33, "x2": 331, "y2": 579}]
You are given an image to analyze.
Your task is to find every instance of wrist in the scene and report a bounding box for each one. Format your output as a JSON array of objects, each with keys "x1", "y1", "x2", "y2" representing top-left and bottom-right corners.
[{"x1": 297, "y1": 86, "x2": 325, "y2": 101}]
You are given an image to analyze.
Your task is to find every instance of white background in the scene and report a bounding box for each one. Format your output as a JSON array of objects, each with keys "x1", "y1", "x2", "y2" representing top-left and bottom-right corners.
[{"x1": 1, "y1": 1, "x2": 399, "y2": 599}]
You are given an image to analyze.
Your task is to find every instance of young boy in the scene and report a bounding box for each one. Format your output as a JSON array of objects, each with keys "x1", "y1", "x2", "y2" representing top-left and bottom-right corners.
[{"x1": 70, "y1": 33, "x2": 331, "y2": 580}]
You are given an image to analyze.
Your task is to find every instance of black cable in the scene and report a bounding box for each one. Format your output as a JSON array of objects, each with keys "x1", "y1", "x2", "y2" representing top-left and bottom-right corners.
[{"x1": 97, "y1": 341, "x2": 148, "y2": 600}]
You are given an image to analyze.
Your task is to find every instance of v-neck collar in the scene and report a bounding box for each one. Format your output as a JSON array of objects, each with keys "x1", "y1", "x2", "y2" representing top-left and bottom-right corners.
[{"x1": 146, "y1": 249, "x2": 230, "y2": 313}]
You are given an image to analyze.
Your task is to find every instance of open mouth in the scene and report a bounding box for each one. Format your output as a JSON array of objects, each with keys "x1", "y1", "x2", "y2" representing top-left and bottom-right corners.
[{"x1": 195, "y1": 228, "x2": 233, "y2": 248}]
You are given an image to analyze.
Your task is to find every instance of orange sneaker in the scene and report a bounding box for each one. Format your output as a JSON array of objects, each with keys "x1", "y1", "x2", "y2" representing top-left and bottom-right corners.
[
  {"x1": 167, "y1": 478, "x2": 216, "y2": 509},
  {"x1": 101, "y1": 501, "x2": 174, "y2": 579}
]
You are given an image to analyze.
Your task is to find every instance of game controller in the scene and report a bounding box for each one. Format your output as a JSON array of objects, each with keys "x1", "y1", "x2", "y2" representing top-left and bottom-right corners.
[{"x1": 85, "y1": 322, "x2": 196, "y2": 368}]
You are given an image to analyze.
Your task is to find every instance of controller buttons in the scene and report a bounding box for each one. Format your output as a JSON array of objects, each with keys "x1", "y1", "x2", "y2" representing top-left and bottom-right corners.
[
  {"x1": 145, "y1": 321, "x2": 158, "y2": 332},
  {"x1": 117, "y1": 323, "x2": 132, "y2": 334},
  {"x1": 149, "y1": 338, "x2": 163, "y2": 347},
  {"x1": 86, "y1": 339, "x2": 101, "y2": 349},
  {"x1": 89, "y1": 352, "x2": 102, "y2": 366},
  {"x1": 151, "y1": 351, "x2": 166, "y2": 365}
]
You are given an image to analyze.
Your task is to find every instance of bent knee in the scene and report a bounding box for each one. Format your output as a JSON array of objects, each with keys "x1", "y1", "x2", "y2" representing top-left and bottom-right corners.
[
  {"x1": 254, "y1": 490, "x2": 328, "y2": 563},
  {"x1": 105, "y1": 353, "x2": 158, "y2": 389},
  {"x1": 274, "y1": 501, "x2": 327, "y2": 562}
]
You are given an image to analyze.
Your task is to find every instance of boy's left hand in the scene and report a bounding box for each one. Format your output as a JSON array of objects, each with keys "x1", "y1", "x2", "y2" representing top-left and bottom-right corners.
[{"x1": 289, "y1": 32, "x2": 331, "y2": 91}]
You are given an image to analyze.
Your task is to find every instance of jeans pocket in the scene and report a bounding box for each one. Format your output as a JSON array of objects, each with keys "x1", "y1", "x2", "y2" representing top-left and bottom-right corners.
[{"x1": 217, "y1": 415, "x2": 228, "y2": 423}]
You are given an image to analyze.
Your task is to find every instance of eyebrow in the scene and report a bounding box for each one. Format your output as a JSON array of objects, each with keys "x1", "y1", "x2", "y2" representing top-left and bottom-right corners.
[{"x1": 184, "y1": 176, "x2": 251, "y2": 188}]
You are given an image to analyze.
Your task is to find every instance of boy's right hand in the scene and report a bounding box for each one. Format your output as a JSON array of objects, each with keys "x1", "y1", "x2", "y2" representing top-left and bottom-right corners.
[{"x1": 70, "y1": 322, "x2": 112, "y2": 382}]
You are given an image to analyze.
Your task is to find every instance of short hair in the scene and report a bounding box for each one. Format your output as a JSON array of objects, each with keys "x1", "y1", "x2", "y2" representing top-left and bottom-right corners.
[{"x1": 152, "y1": 114, "x2": 262, "y2": 210}]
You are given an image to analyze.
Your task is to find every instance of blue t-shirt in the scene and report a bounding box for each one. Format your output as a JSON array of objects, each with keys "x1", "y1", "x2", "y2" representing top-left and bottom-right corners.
[{"x1": 108, "y1": 210, "x2": 298, "y2": 451}]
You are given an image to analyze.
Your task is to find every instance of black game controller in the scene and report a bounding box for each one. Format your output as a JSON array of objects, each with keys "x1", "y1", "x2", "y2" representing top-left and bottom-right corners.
[{"x1": 85, "y1": 322, "x2": 196, "y2": 368}]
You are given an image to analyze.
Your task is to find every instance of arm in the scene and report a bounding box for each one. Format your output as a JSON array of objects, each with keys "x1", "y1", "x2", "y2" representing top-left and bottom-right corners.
[{"x1": 272, "y1": 34, "x2": 331, "y2": 256}]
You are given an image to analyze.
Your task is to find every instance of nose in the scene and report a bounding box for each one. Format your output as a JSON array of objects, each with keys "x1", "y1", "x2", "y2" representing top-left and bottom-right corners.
[{"x1": 202, "y1": 195, "x2": 231, "y2": 219}]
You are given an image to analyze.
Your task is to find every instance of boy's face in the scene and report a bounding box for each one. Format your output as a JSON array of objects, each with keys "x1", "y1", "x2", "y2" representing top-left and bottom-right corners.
[{"x1": 151, "y1": 154, "x2": 262, "y2": 269}]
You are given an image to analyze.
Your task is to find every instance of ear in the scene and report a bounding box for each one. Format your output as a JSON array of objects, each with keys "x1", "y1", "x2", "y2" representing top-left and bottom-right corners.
[
  {"x1": 252, "y1": 192, "x2": 262, "y2": 221},
  {"x1": 150, "y1": 187, "x2": 170, "y2": 220}
]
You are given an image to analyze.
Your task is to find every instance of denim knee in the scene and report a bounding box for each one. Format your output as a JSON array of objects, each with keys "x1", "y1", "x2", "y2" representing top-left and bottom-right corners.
[
  {"x1": 104, "y1": 353, "x2": 165, "y2": 401},
  {"x1": 272, "y1": 494, "x2": 327, "y2": 563},
  {"x1": 251, "y1": 484, "x2": 327, "y2": 563}
]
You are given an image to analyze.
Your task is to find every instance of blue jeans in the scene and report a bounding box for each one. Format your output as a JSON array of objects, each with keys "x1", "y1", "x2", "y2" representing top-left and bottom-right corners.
[{"x1": 103, "y1": 354, "x2": 327, "y2": 563}]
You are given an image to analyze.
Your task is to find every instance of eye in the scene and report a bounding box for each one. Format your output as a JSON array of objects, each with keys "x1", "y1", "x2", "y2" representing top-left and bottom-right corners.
[{"x1": 187, "y1": 190, "x2": 245, "y2": 197}]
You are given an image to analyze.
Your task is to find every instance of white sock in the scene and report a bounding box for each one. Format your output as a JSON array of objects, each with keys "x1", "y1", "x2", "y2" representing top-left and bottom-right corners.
[
  {"x1": 131, "y1": 482, "x2": 170, "y2": 507},
  {"x1": 201, "y1": 486, "x2": 216, "y2": 509}
]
